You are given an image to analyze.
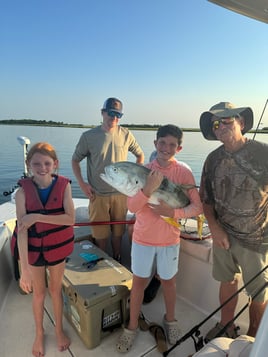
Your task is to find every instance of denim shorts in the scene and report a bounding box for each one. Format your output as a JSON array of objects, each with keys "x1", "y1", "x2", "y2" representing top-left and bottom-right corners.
[{"x1": 131, "y1": 241, "x2": 180, "y2": 280}]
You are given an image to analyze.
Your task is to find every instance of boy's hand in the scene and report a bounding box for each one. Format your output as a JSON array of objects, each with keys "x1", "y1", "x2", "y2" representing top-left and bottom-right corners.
[
  {"x1": 149, "y1": 199, "x2": 174, "y2": 218},
  {"x1": 142, "y1": 170, "x2": 163, "y2": 197}
]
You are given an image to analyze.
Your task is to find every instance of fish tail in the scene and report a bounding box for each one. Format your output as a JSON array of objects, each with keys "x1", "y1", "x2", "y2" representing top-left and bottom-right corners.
[
  {"x1": 162, "y1": 217, "x2": 181, "y2": 229},
  {"x1": 197, "y1": 214, "x2": 205, "y2": 239}
]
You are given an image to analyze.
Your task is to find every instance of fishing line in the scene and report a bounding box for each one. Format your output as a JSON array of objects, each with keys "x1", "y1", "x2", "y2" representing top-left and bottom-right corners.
[
  {"x1": 163, "y1": 264, "x2": 268, "y2": 356},
  {"x1": 252, "y1": 98, "x2": 268, "y2": 140}
]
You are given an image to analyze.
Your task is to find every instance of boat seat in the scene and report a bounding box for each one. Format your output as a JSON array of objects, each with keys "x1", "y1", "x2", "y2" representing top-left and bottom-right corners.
[
  {"x1": 74, "y1": 206, "x2": 91, "y2": 239},
  {"x1": 179, "y1": 218, "x2": 213, "y2": 263},
  {"x1": 75, "y1": 205, "x2": 90, "y2": 223},
  {"x1": 192, "y1": 335, "x2": 254, "y2": 357},
  {"x1": 180, "y1": 238, "x2": 212, "y2": 263}
]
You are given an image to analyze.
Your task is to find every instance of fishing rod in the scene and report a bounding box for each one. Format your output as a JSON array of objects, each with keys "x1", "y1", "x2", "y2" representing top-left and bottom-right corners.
[
  {"x1": 210, "y1": 281, "x2": 268, "y2": 340},
  {"x1": 252, "y1": 98, "x2": 268, "y2": 140},
  {"x1": 163, "y1": 264, "x2": 268, "y2": 356},
  {"x1": 74, "y1": 219, "x2": 136, "y2": 226}
]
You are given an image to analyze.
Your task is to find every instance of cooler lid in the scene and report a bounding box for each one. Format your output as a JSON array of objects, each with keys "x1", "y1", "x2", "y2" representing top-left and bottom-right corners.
[{"x1": 64, "y1": 241, "x2": 132, "y2": 307}]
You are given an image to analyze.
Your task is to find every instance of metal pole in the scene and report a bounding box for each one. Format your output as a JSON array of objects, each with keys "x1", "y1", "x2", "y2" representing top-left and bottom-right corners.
[{"x1": 17, "y1": 136, "x2": 31, "y2": 177}]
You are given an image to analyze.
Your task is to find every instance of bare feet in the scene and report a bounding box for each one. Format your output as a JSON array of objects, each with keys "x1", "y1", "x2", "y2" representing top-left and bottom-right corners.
[
  {"x1": 32, "y1": 332, "x2": 45, "y2": 357},
  {"x1": 56, "y1": 331, "x2": 70, "y2": 352}
]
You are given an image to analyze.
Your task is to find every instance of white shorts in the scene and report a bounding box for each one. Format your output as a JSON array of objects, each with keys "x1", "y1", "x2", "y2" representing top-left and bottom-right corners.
[{"x1": 131, "y1": 241, "x2": 180, "y2": 280}]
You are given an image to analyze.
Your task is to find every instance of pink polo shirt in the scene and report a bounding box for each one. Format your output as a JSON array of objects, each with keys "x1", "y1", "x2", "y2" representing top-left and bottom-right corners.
[{"x1": 128, "y1": 159, "x2": 203, "y2": 247}]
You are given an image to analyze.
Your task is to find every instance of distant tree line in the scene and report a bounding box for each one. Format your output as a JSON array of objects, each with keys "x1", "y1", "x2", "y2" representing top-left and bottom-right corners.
[
  {"x1": 0, "y1": 119, "x2": 83, "y2": 127},
  {"x1": 1, "y1": 119, "x2": 65, "y2": 125},
  {"x1": 0, "y1": 119, "x2": 267, "y2": 132},
  {"x1": 0, "y1": 119, "x2": 163, "y2": 129}
]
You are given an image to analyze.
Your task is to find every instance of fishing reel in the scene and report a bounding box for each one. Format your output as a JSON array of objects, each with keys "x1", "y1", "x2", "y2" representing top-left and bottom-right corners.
[
  {"x1": 2, "y1": 136, "x2": 30, "y2": 198},
  {"x1": 3, "y1": 186, "x2": 18, "y2": 197}
]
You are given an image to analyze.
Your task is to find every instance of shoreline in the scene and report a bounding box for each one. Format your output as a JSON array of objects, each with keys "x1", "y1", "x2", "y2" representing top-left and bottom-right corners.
[{"x1": 0, "y1": 122, "x2": 267, "y2": 133}]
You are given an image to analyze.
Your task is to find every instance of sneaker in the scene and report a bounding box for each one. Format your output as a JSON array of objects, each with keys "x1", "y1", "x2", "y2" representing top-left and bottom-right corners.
[
  {"x1": 143, "y1": 276, "x2": 161, "y2": 304},
  {"x1": 205, "y1": 322, "x2": 240, "y2": 342}
]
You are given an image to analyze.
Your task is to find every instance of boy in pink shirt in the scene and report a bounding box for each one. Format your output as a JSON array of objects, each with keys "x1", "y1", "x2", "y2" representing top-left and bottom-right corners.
[{"x1": 116, "y1": 124, "x2": 203, "y2": 353}]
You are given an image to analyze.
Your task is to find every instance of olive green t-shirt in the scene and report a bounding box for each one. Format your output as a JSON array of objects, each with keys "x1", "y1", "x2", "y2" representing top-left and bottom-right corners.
[{"x1": 72, "y1": 125, "x2": 143, "y2": 195}]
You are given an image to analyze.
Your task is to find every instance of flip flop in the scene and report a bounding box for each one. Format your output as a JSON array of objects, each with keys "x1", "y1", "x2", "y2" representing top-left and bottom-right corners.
[
  {"x1": 205, "y1": 322, "x2": 240, "y2": 342},
  {"x1": 149, "y1": 324, "x2": 168, "y2": 353},
  {"x1": 138, "y1": 311, "x2": 150, "y2": 331}
]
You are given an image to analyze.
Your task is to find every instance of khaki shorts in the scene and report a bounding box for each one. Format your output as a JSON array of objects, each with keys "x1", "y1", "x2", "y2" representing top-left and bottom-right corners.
[
  {"x1": 89, "y1": 194, "x2": 127, "y2": 240},
  {"x1": 212, "y1": 236, "x2": 268, "y2": 302}
]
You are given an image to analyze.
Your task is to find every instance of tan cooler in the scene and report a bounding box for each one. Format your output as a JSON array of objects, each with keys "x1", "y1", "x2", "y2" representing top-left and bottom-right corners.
[{"x1": 62, "y1": 240, "x2": 132, "y2": 349}]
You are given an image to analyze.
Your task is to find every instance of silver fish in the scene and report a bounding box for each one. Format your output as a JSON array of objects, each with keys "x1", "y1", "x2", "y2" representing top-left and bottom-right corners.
[{"x1": 100, "y1": 161, "x2": 193, "y2": 208}]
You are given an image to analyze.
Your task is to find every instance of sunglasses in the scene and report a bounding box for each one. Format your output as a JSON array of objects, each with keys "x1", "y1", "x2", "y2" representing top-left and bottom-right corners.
[
  {"x1": 107, "y1": 110, "x2": 123, "y2": 119},
  {"x1": 212, "y1": 117, "x2": 235, "y2": 130}
]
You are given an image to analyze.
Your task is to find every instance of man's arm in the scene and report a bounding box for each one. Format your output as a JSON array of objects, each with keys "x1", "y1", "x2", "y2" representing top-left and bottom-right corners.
[
  {"x1": 71, "y1": 159, "x2": 95, "y2": 200},
  {"x1": 135, "y1": 152, "x2": 144, "y2": 164},
  {"x1": 203, "y1": 203, "x2": 230, "y2": 250}
]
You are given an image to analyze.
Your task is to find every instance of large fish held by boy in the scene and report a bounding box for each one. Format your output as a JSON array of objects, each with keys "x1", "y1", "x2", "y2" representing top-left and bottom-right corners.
[{"x1": 100, "y1": 161, "x2": 195, "y2": 229}]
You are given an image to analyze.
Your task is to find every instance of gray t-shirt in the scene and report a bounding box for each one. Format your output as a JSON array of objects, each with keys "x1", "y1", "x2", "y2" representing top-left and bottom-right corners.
[
  {"x1": 72, "y1": 125, "x2": 143, "y2": 195},
  {"x1": 200, "y1": 139, "x2": 268, "y2": 252}
]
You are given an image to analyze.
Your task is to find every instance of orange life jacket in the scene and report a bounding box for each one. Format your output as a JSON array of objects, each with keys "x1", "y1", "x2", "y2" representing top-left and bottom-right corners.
[{"x1": 11, "y1": 175, "x2": 74, "y2": 265}]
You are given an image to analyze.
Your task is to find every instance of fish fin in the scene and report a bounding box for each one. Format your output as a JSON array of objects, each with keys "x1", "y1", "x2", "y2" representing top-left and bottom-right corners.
[
  {"x1": 180, "y1": 184, "x2": 197, "y2": 190},
  {"x1": 197, "y1": 214, "x2": 206, "y2": 239},
  {"x1": 162, "y1": 217, "x2": 181, "y2": 229}
]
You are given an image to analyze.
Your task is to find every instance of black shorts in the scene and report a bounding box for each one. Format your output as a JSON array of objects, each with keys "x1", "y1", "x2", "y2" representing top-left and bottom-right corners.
[{"x1": 31, "y1": 253, "x2": 65, "y2": 267}]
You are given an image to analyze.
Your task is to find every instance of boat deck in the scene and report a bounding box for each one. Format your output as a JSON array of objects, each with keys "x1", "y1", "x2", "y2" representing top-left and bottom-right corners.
[
  {"x1": 0, "y1": 241, "x2": 249, "y2": 357},
  {"x1": 0, "y1": 274, "x2": 219, "y2": 357},
  {"x1": 0, "y1": 200, "x2": 249, "y2": 357}
]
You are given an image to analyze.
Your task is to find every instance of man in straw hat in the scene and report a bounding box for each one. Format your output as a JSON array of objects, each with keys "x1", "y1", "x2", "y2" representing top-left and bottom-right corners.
[{"x1": 199, "y1": 102, "x2": 268, "y2": 341}]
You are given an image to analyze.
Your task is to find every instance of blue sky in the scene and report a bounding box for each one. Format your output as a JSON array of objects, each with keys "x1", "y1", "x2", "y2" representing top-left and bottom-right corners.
[{"x1": 1, "y1": 0, "x2": 267, "y2": 127}]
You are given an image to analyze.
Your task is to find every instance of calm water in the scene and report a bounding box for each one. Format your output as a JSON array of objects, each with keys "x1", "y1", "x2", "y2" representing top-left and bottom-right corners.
[{"x1": 1, "y1": 125, "x2": 267, "y2": 205}]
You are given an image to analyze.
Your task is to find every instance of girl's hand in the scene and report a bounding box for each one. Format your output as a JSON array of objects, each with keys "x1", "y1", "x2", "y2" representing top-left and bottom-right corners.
[
  {"x1": 19, "y1": 268, "x2": 33, "y2": 294},
  {"x1": 18, "y1": 214, "x2": 36, "y2": 230}
]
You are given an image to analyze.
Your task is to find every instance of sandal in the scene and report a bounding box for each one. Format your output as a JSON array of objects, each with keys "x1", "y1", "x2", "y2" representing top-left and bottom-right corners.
[
  {"x1": 205, "y1": 322, "x2": 240, "y2": 342},
  {"x1": 149, "y1": 324, "x2": 168, "y2": 353},
  {"x1": 116, "y1": 328, "x2": 138, "y2": 353},
  {"x1": 138, "y1": 311, "x2": 150, "y2": 331},
  {"x1": 163, "y1": 315, "x2": 181, "y2": 345}
]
